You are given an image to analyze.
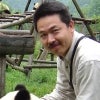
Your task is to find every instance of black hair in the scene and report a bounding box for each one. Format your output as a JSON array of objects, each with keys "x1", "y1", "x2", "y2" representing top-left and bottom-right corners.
[{"x1": 33, "y1": 1, "x2": 72, "y2": 32}]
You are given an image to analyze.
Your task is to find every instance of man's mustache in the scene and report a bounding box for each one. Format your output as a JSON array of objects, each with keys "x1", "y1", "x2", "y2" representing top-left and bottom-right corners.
[{"x1": 48, "y1": 41, "x2": 60, "y2": 49}]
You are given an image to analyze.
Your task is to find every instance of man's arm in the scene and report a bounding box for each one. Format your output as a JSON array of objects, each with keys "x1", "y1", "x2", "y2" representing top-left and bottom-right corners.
[
  {"x1": 41, "y1": 59, "x2": 75, "y2": 100},
  {"x1": 76, "y1": 60, "x2": 100, "y2": 100}
]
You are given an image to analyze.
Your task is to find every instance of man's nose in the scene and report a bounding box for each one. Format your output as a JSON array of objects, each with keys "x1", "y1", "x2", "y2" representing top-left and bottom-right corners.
[{"x1": 47, "y1": 34, "x2": 55, "y2": 43}]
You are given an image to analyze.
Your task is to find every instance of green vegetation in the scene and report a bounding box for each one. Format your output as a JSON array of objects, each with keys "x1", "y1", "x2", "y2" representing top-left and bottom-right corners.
[
  {"x1": 5, "y1": 40, "x2": 57, "y2": 97},
  {"x1": 3, "y1": 0, "x2": 100, "y2": 98},
  {"x1": 5, "y1": 67, "x2": 57, "y2": 97}
]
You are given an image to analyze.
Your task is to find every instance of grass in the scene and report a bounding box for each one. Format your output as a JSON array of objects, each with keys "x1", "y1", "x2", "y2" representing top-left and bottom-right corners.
[
  {"x1": 5, "y1": 66, "x2": 57, "y2": 97},
  {"x1": 4, "y1": 40, "x2": 57, "y2": 97}
]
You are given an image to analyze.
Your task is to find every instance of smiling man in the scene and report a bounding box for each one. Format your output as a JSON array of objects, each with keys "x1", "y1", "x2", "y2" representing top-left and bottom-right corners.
[
  {"x1": 37, "y1": 14, "x2": 74, "y2": 57},
  {"x1": 33, "y1": 1, "x2": 100, "y2": 100}
]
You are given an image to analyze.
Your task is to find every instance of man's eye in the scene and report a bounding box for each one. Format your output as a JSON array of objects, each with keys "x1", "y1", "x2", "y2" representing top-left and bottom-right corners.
[
  {"x1": 52, "y1": 29, "x2": 59, "y2": 34},
  {"x1": 40, "y1": 34, "x2": 47, "y2": 38}
]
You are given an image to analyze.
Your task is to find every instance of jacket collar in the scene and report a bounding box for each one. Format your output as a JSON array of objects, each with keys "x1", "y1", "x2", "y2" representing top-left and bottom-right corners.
[{"x1": 58, "y1": 31, "x2": 84, "y2": 64}]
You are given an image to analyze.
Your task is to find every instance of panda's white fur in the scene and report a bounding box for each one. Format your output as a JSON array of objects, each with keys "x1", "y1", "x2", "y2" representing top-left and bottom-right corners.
[
  {"x1": 33, "y1": 2, "x2": 40, "y2": 10},
  {"x1": 0, "y1": 84, "x2": 40, "y2": 100}
]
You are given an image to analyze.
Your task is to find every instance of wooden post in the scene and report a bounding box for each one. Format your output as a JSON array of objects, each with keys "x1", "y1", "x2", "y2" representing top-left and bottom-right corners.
[
  {"x1": 24, "y1": 0, "x2": 31, "y2": 12},
  {"x1": 0, "y1": 55, "x2": 6, "y2": 97},
  {"x1": 72, "y1": 0, "x2": 96, "y2": 40},
  {"x1": 0, "y1": 32, "x2": 35, "y2": 97}
]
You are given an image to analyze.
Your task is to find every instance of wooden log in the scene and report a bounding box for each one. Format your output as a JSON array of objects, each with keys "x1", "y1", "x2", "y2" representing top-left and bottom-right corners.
[
  {"x1": 0, "y1": 19, "x2": 13, "y2": 22},
  {"x1": 38, "y1": 48, "x2": 48, "y2": 60},
  {"x1": 72, "y1": 0, "x2": 96, "y2": 40},
  {"x1": 6, "y1": 62, "x2": 26, "y2": 74},
  {"x1": 33, "y1": 60, "x2": 56, "y2": 64},
  {"x1": 7, "y1": 57, "x2": 57, "y2": 64},
  {"x1": 0, "y1": 29, "x2": 30, "y2": 35},
  {"x1": 0, "y1": 14, "x2": 33, "y2": 29},
  {"x1": 72, "y1": 17, "x2": 96, "y2": 24},
  {"x1": 0, "y1": 32, "x2": 34, "y2": 55},
  {"x1": 24, "y1": 0, "x2": 31, "y2": 12},
  {"x1": 12, "y1": 14, "x2": 26, "y2": 17},
  {"x1": 24, "y1": 64, "x2": 57, "y2": 69}
]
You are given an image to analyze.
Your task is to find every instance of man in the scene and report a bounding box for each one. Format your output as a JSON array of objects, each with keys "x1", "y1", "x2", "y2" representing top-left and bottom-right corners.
[{"x1": 33, "y1": 1, "x2": 100, "y2": 100}]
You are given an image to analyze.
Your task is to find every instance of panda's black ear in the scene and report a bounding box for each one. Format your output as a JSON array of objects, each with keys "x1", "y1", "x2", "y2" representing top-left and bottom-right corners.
[
  {"x1": 15, "y1": 89, "x2": 30, "y2": 100},
  {"x1": 15, "y1": 84, "x2": 26, "y2": 91}
]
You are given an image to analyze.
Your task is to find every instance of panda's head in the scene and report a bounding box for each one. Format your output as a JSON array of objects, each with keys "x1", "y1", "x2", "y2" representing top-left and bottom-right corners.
[
  {"x1": 14, "y1": 84, "x2": 30, "y2": 100},
  {"x1": 15, "y1": 89, "x2": 30, "y2": 100},
  {"x1": 14, "y1": 84, "x2": 26, "y2": 91},
  {"x1": 33, "y1": 2, "x2": 40, "y2": 10},
  {"x1": 0, "y1": 84, "x2": 40, "y2": 100}
]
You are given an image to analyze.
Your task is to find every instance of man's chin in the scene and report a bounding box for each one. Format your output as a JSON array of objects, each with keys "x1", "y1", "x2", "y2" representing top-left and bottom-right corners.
[{"x1": 52, "y1": 51, "x2": 61, "y2": 56}]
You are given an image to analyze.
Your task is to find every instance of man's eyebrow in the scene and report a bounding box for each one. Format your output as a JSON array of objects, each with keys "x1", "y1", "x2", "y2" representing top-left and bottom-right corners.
[
  {"x1": 38, "y1": 25, "x2": 59, "y2": 33},
  {"x1": 38, "y1": 30, "x2": 46, "y2": 34},
  {"x1": 50, "y1": 25, "x2": 58, "y2": 30}
]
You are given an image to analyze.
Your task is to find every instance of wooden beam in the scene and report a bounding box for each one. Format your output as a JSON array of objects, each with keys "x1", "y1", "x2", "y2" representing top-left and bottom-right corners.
[
  {"x1": 0, "y1": 14, "x2": 33, "y2": 29},
  {"x1": 0, "y1": 32, "x2": 34, "y2": 55},
  {"x1": 72, "y1": 17, "x2": 96, "y2": 24},
  {"x1": 0, "y1": 29, "x2": 30, "y2": 35},
  {"x1": 24, "y1": 0, "x2": 31, "y2": 12},
  {"x1": 72, "y1": 0, "x2": 96, "y2": 40},
  {"x1": 24, "y1": 64, "x2": 57, "y2": 69}
]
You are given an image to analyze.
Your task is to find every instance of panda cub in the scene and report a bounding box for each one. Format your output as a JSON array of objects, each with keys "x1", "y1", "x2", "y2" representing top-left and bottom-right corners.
[
  {"x1": 14, "y1": 84, "x2": 30, "y2": 100},
  {"x1": 0, "y1": 84, "x2": 40, "y2": 100}
]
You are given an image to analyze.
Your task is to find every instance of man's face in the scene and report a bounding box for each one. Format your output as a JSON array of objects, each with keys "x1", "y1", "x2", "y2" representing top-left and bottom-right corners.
[{"x1": 37, "y1": 14, "x2": 74, "y2": 57}]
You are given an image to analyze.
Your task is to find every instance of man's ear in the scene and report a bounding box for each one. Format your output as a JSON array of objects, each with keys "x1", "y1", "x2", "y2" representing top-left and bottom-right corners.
[
  {"x1": 69, "y1": 20, "x2": 75, "y2": 33},
  {"x1": 69, "y1": 20, "x2": 74, "y2": 28},
  {"x1": 14, "y1": 89, "x2": 30, "y2": 100}
]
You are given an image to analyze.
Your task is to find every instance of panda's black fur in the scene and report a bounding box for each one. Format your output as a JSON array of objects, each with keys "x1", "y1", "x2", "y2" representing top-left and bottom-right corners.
[
  {"x1": 15, "y1": 89, "x2": 30, "y2": 100},
  {"x1": 14, "y1": 84, "x2": 30, "y2": 100},
  {"x1": 0, "y1": 84, "x2": 40, "y2": 100},
  {"x1": 14, "y1": 84, "x2": 26, "y2": 91}
]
